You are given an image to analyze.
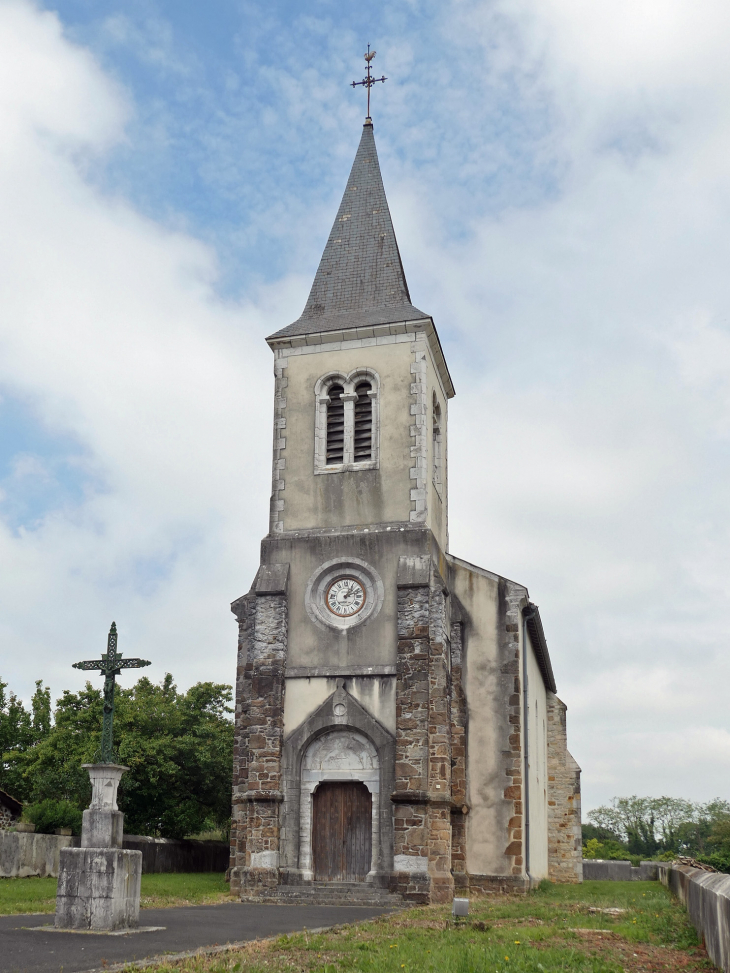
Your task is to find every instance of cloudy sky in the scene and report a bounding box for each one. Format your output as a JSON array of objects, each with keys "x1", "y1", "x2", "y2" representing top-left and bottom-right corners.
[{"x1": 1, "y1": 0, "x2": 729, "y2": 814}]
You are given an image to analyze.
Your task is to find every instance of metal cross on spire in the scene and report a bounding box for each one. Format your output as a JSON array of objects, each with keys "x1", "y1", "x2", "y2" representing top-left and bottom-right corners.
[
  {"x1": 351, "y1": 44, "x2": 387, "y2": 120},
  {"x1": 73, "y1": 622, "x2": 151, "y2": 763}
]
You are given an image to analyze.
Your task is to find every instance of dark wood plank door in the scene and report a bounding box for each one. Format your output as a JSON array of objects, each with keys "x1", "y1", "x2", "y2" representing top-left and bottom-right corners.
[{"x1": 312, "y1": 781, "x2": 372, "y2": 882}]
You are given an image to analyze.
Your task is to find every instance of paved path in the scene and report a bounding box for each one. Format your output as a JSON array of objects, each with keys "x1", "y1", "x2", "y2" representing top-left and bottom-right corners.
[{"x1": 0, "y1": 902, "x2": 392, "y2": 973}]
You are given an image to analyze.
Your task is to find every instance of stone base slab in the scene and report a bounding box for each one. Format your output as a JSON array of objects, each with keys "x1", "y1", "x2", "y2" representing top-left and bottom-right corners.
[
  {"x1": 465, "y1": 873, "x2": 531, "y2": 895},
  {"x1": 32, "y1": 924, "x2": 165, "y2": 936},
  {"x1": 55, "y1": 847, "x2": 142, "y2": 931},
  {"x1": 238, "y1": 881, "x2": 403, "y2": 908}
]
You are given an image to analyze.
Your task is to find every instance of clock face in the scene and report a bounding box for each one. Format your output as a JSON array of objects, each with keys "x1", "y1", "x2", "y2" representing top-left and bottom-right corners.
[{"x1": 326, "y1": 577, "x2": 366, "y2": 617}]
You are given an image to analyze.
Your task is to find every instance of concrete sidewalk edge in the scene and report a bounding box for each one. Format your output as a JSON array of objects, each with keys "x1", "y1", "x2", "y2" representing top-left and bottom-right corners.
[{"x1": 74, "y1": 923, "x2": 342, "y2": 973}]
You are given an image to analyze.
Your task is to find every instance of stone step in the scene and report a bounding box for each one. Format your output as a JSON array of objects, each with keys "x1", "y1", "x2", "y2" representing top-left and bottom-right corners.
[{"x1": 252, "y1": 882, "x2": 404, "y2": 907}]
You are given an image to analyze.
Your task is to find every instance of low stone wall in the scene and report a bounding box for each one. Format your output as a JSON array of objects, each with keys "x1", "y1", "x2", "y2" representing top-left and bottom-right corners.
[
  {"x1": 122, "y1": 835, "x2": 229, "y2": 873},
  {"x1": 582, "y1": 859, "x2": 658, "y2": 881},
  {"x1": 0, "y1": 831, "x2": 228, "y2": 878},
  {"x1": 658, "y1": 863, "x2": 730, "y2": 973},
  {"x1": 0, "y1": 831, "x2": 76, "y2": 877}
]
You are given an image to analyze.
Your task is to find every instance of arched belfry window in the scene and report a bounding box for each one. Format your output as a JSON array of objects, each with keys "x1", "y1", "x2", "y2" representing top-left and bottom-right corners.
[
  {"x1": 315, "y1": 370, "x2": 380, "y2": 473},
  {"x1": 432, "y1": 393, "x2": 443, "y2": 496},
  {"x1": 326, "y1": 384, "x2": 345, "y2": 465}
]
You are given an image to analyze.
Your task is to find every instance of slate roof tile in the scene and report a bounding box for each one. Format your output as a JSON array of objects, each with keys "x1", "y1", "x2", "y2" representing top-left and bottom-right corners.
[{"x1": 269, "y1": 121, "x2": 430, "y2": 341}]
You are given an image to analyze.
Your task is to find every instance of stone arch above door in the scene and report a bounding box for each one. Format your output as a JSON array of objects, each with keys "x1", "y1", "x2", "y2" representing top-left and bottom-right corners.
[
  {"x1": 279, "y1": 681, "x2": 395, "y2": 886},
  {"x1": 302, "y1": 730, "x2": 379, "y2": 881}
]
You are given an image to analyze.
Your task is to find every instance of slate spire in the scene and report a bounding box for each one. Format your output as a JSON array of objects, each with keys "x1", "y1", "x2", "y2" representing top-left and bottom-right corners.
[{"x1": 270, "y1": 120, "x2": 429, "y2": 340}]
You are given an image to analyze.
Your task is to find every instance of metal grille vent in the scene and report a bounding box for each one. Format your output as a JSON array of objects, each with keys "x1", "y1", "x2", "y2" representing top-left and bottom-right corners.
[
  {"x1": 354, "y1": 382, "x2": 372, "y2": 461},
  {"x1": 326, "y1": 385, "x2": 345, "y2": 464}
]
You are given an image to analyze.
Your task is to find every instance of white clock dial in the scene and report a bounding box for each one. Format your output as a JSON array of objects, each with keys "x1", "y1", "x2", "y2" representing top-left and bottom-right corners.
[{"x1": 326, "y1": 577, "x2": 366, "y2": 617}]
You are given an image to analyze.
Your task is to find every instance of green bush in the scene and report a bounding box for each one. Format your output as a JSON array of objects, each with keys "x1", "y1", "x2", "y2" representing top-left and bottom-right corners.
[
  {"x1": 23, "y1": 798, "x2": 82, "y2": 835},
  {"x1": 695, "y1": 853, "x2": 730, "y2": 874},
  {"x1": 582, "y1": 838, "x2": 642, "y2": 866}
]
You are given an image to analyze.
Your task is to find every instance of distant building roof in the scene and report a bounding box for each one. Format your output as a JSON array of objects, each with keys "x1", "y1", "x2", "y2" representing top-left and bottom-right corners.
[
  {"x1": 268, "y1": 120, "x2": 431, "y2": 342},
  {"x1": 0, "y1": 788, "x2": 22, "y2": 817}
]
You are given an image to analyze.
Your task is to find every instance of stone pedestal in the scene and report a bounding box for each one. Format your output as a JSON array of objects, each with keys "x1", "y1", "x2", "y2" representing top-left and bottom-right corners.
[
  {"x1": 55, "y1": 847, "x2": 142, "y2": 930},
  {"x1": 55, "y1": 763, "x2": 142, "y2": 931}
]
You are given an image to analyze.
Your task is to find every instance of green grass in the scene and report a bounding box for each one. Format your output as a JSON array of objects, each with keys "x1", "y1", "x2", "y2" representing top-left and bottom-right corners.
[
  {"x1": 139, "y1": 881, "x2": 712, "y2": 973},
  {"x1": 0, "y1": 872, "x2": 233, "y2": 914},
  {"x1": 482, "y1": 880, "x2": 701, "y2": 950},
  {"x1": 0, "y1": 875, "x2": 58, "y2": 914},
  {"x1": 139, "y1": 872, "x2": 235, "y2": 908},
  {"x1": 0, "y1": 878, "x2": 712, "y2": 971}
]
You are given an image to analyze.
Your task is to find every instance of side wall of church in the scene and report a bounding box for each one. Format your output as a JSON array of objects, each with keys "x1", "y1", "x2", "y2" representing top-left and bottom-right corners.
[
  {"x1": 525, "y1": 630, "x2": 549, "y2": 879},
  {"x1": 416, "y1": 335, "x2": 449, "y2": 551},
  {"x1": 448, "y1": 556, "x2": 531, "y2": 891},
  {"x1": 546, "y1": 692, "x2": 583, "y2": 883}
]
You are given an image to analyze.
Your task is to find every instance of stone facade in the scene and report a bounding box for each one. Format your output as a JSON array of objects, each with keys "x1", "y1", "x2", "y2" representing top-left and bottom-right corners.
[
  {"x1": 228, "y1": 117, "x2": 580, "y2": 904},
  {"x1": 546, "y1": 693, "x2": 583, "y2": 883}
]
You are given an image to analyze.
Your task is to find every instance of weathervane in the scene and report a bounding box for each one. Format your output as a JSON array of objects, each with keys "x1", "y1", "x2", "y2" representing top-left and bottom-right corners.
[
  {"x1": 351, "y1": 44, "x2": 387, "y2": 120},
  {"x1": 73, "y1": 622, "x2": 151, "y2": 763}
]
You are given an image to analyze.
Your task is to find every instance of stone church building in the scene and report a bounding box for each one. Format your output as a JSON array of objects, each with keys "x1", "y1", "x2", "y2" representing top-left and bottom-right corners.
[{"x1": 229, "y1": 116, "x2": 582, "y2": 904}]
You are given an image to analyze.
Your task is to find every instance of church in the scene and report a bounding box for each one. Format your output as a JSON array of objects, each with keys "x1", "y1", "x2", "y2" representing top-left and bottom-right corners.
[{"x1": 228, "y1": 111, "x2": 582, "y2": 905}]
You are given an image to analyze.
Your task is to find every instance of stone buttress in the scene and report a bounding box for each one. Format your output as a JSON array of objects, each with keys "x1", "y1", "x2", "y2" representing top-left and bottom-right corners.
[
  {"x1": 391, "y1": 555, "x2": 455, "y2": 903},
  {"x1": 229, "y1": 564, "x2": 289, "y2": 896}
]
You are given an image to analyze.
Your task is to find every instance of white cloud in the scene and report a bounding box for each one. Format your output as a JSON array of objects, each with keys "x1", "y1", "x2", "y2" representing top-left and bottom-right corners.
[
  {"x1": 0, "y1": 0, "x2": 273, "y2": 698},
  {"x1": 388, "y1": 0, "x2": 730, "y2": 809}
]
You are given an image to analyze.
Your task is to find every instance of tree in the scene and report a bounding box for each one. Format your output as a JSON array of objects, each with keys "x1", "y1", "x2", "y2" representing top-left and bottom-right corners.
[
  {"x1": 0, "y1": 679, "x2": 51, "y2": 799},
  {"x1": 708, "y1": 819, "x2": 730, "y2": 855},
  {"x1": 589, "y1": 796, "x2": 730, "y2": 857},
  {"x1": 7, "y1": 674, "x2": 234, "y2": 839}
]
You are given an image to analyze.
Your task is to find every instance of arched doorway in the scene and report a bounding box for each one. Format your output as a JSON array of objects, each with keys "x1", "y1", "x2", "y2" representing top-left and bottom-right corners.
[
  {"x1": 312, "y1": 781, "x2": 372, "y2": 881},
  {"x1": 299, "y1": 729, "x2": 379, "y2": 882}
]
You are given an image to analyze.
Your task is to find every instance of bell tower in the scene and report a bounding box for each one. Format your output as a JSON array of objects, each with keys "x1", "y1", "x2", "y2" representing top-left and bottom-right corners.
[
  {"x1": 229, "y1": 114, "x2": 460, "y2": 905},
  {"x1": 266, "y1": 117, "x2": 453, "y2": 546},
  {"x1": 228, "y1": 101, "x2": 582, "y2": 900}
]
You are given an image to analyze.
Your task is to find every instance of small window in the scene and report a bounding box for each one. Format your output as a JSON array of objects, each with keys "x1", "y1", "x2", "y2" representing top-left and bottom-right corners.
[
  {"x1": 432, "y1": 394, "x2": 443, "y2": 494},
  {"x1": 353, "y1": 382, "x2": 373, "y2": 461},
  {"x1": 326, "y1": 384, "x2": 345, "y2": 465}
]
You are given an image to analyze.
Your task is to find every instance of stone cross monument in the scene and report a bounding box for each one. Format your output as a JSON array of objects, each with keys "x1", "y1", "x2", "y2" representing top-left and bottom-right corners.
[{"x1": 55, "y1": 623, "x2": 151, "y2": 932}]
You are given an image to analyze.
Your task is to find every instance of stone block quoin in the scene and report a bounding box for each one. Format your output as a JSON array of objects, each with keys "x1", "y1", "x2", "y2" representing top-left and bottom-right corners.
[
  {"x1": 499, "y1": 579, "x2": 527, "y2": 881},
  {"x1": 546, "y1": 692, "x2": 582, "y2": 883},
  {"x1": 449, "y1": 611, "x2": 468, "y2": 888}
]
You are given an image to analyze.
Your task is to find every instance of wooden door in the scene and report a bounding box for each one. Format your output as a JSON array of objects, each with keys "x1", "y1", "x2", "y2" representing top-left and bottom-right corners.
[{"x1": 312, "y1": 781, "x2": 372, "y2": 882}]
